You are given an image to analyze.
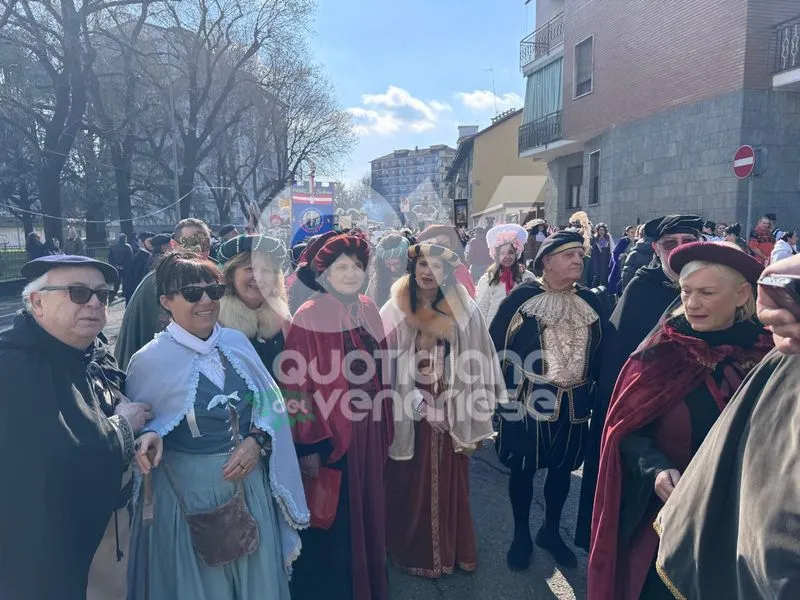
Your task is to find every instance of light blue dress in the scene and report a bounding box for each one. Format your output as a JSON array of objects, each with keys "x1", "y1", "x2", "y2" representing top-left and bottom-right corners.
[{"x1": 130, "y1": 367, "x2": 290, "y2": 600}]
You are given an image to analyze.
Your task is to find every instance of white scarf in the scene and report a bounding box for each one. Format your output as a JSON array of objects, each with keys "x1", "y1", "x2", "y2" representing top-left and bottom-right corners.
[{"x1": 166, "y1": 321, "x2": 225, "y2": 389}]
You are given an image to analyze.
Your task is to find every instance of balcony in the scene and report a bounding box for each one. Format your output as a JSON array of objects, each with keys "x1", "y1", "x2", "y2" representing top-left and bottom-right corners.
[
  {"x1": 774, "y1": 16, "x2": 800, "y2": 88},
  {"x1": 520, "y1": 12, "x2": 564, "y2": 72},
  {"x1": 519, "y1": 111, "x2": 562, "y2": 155}
]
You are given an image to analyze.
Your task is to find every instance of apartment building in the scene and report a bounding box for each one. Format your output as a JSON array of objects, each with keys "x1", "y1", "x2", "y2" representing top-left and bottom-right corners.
[
  {"x1": 519, "y1": 0, "x2": 800, "y2": 231},
  {"x1": 370, "y1": 145, "x2": 456, "y2": 218}
]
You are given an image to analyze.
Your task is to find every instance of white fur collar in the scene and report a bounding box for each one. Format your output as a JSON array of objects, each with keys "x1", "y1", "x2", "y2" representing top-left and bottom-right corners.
[{"x1": 218, "y1": 293, "x2": 289, "y2": 341}]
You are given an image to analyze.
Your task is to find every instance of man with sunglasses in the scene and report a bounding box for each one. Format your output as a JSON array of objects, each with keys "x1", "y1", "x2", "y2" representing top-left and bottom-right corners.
[
  {"x1": 575, "y1": 214, "x2": 703, "y2": 552},
  {"x1": 115, "y1": 218, "x2": 212, "y2": 369},
  {"x1": 0, "y1": 255, "x2": 153, "y2": 600}
]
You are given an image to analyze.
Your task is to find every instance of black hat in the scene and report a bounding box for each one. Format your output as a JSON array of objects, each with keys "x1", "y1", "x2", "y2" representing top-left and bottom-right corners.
[
  {"x1": 137, "y1": 231, "x2": 156, "y2": 241},
  {"x1": 703, "y1": 220, "x2": 716, "y2": 231},
  {"x1": 217, "y1": 224, "x2": 238, "y2": 238},
  {"x1": 643, "y1": 215, "x2": 703, "y2": 240},
  {"x1": 215, "y1": 234, "x2": 287, "y2": 265},
  {"x1": 150, "y1": 233, "x2": 173, "y2": 252},
  {"x1": 533, "y1": 230, "x2": 584, "y2": 274},
  {"x1": 21, "y1": 255, "x2": 119, "y2": 284}
]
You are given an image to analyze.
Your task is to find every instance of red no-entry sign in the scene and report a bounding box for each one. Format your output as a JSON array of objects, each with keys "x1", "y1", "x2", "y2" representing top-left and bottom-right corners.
[{"x1": 733, "y1": 145, "x2": 756, "y2": 179}]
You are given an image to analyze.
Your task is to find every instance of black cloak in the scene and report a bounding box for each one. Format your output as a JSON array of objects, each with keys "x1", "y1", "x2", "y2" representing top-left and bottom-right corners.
[
  {"x1": 655, "y1": 348, "x2": 800, "y2": 599},
  {"x1": 0, "y1": 313, "x2": 126, "y2": 600},
  {"x1": 575, "y1": 261, "x2": 679, "y2": 550}
]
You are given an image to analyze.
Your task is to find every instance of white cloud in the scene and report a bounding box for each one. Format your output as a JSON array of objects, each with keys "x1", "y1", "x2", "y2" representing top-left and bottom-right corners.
[
  {"x1": 347, "y1": 86, "x2": 451, "y2": 136},
  {"x1": 456, "y1": 90, "x2": 523, "y2": 112}
]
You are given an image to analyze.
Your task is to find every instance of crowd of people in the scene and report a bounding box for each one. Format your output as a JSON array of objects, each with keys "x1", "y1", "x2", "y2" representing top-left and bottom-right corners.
[{"x1": 3, "y1": 210, "x2": 799, "y2": 600}]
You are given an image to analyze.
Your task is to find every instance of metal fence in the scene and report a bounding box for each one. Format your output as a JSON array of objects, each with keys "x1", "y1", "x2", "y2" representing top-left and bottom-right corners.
[
  {"x1": 520, "y1": 12, "x2": 565, "y2": 71},
  {"x1": 775, "y1": 16, "x2": 800, "y2": 74},
  {"x1": 0, "y1": 245, "x2": 110, "y2": 283},
  {"x1": 518, "y1": 111, "x2": 563, "y2": 155}
]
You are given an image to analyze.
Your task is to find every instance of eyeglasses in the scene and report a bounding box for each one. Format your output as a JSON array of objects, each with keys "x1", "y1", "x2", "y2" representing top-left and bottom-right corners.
[
  {"x1": 40, "y1": 286, "x2": 115, "y2": 305},
  {"x1": 171, "y1": 283, "x2": 226, "y2": 303}
]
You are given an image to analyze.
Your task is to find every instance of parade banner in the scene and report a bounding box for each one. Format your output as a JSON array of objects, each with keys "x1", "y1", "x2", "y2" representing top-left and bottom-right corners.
[
  {"x1": 291, "y1": 180, "x2": 335, "y2": 246},
  {"x1": 453, "y1": 198, "x2": 468, "y2": 228}
]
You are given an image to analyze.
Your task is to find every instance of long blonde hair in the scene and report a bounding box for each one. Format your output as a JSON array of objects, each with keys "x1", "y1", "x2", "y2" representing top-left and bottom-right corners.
[{"x1": 673, "y1": 260, "x2": 756, "y2": 322}]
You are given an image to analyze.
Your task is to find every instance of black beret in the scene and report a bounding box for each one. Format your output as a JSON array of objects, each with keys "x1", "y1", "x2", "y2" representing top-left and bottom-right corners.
[
  {"x1": 150, "y1": 233, "x2": 173, "y2": 250},
  {"x1": 215, "y1": 234, "x2": 287, "y2": 265},
  {"x1": 21, "y1": 255, "x2": 118, "y2": 284},
  {"x1": 643, "y1": 215, "x2": 703, "y2": 240},
  {"x1": 533, "y1": 230, "x2": 584, "y2": 274},
  {"x1": 668, "y1": 241, "x2": 764, "y2": 284},
  {"x1": 137, "y1": 231, "x2": 156, "y2": 241}
]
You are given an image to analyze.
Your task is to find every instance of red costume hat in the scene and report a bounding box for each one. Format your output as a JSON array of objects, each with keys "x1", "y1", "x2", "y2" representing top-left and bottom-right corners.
[
  {"x1": 668, "y1": 241, "x2": 764, "y2": 284},
  {"x1": 313, "y1": 233, "x2": 371, "y2": 274}
]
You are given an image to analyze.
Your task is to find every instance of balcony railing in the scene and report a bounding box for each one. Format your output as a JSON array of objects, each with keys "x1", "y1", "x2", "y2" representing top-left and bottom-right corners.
[
  {"x1": 520, "y1": 12, "x2": 564, "y2": 71},
  {"x1": 775, "y1": 16, "x2": 800, "y2": 73},
  {"x1": 519, "y1": 111, "x2": 562, "y2": 155}
]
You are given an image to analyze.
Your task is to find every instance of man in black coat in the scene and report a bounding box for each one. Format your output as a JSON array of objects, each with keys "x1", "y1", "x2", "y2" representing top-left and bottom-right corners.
[
  {"x1": 0, "y1": 256, "x2": 152, "y2": 600},
  {"x1": 490, "y1": 231, "x2": 608, "y2": 571},
  {"x1": 574, "y1": 214, "x2": 702, "y2": 551},
  {"x1": 126, "y1": 231, "x2": 155, "y2": 301}
]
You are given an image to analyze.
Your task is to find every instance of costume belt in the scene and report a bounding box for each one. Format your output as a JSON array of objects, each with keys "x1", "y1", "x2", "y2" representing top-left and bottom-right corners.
[{"x1": 506, "y1": 363, "x2": 591, "y2": 424}]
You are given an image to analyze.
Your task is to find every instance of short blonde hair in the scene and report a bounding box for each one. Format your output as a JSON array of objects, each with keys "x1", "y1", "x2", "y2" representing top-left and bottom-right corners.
[{"x1": 674, "y1": 260, "x2": 756, "y2": 322}]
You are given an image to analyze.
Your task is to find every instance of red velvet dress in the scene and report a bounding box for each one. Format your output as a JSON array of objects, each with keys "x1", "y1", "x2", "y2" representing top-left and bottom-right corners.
[
  {"x1": 385, "y1": 338, "x2": 477, "y2": 577},
  {"x1": 283, "y1": 293, "x2": 393, "y2": 600}
]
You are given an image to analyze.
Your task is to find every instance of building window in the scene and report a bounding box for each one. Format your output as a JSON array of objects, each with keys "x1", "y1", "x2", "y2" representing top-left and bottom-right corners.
[
  {"x1": 567, "y1": 165, "x2": 583, "y2": 209},
  {"x1": 574, "y1": 36, "x2": 594, "y2": 98},
  {"x1": 588, "y1": 150, "x2": 600, "y2": 205}
]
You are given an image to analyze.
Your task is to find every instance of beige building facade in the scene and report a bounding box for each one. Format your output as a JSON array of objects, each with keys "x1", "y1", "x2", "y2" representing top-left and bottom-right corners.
[{"x1": 446, "y1": 109, "x2": 549, "y2": 228}]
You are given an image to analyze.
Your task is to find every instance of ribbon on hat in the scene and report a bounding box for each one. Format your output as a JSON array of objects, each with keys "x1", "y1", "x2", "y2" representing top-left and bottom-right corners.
[{"x1": 486, "y1": 223, "x2": 528, "y2": 256}]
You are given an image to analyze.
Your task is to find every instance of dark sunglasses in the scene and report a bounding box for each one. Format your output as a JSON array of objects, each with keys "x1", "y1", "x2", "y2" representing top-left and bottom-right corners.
[
  {"x1": 172, "y1": 283, "x2": 226, "y2": 303},
  {"x1": 40, "y1": 285, "x2": 115, "y2": 305}
]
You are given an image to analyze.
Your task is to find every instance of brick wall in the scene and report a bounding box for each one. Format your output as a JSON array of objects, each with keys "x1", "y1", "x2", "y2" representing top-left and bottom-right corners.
[{"x1": 562, "y1": 0, "x2": 751, "y2": 141}]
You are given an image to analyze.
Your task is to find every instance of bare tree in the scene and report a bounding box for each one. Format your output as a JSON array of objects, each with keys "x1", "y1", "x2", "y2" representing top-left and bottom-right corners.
[
  {"x1": 0, "y1": 0, "x2": 148, "y2": 241},
  {"x1": 257, "y1": 60, "x2": 356, "y2": 212}
]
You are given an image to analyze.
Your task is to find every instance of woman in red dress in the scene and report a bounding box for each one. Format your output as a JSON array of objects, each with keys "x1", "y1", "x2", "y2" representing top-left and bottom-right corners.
[{"x1": 281, "y1": 233, "x2": 393, "y2": 600}]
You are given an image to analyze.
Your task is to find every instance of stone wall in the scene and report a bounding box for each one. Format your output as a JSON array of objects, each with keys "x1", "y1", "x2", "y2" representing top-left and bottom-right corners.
[{"x1": 554, "y1": 89, "x2": 800, "y2": 233}]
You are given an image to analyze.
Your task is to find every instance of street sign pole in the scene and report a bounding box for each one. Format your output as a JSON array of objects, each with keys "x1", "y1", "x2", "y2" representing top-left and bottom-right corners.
[{"x1": 746, "y1": 176, "x2": 753, "y2": 240}]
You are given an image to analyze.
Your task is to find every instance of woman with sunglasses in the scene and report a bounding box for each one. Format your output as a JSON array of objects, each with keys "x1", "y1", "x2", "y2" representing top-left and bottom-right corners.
[
  {"x1": 215, "y1": 234, "x2": 291, "y2": 380},
  {"x1": 124, "y1": 253, "x2": 309, "y2": 600},
  {"x1": 282, "y1": 233, "x2": 393, "y2": 600}
]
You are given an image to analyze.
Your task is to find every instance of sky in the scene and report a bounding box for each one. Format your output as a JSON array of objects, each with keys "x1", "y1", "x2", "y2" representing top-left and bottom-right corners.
[{"x1": 310, "y1": 0, "x2": 536, "y2": 183}]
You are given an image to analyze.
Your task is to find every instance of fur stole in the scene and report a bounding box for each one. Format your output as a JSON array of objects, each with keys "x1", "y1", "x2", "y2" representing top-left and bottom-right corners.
[
  {"x1": 218, "y1": 293, "x2": 290, "y2": 341},
  {"x1": 389, "y1": 274, "x2": 471, "y2": 343}
]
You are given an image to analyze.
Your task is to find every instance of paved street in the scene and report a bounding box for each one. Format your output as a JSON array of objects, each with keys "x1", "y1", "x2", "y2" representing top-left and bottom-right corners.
[{"x1": 2, "y1": 297, "x2": 587, "y2": 599}]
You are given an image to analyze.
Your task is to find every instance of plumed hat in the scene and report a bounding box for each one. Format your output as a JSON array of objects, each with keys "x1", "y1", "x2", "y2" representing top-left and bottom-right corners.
[
  {"x1": 533, "y1": 230, "x2": 585, "y2": 274},
  {"x1": 486, "y1": 223, "x2": 528, "y2": 256},
  {"x1": 668, "y1": 241, "x2": 764, "y2": 284},
  {"x1": 313, "y1": 233, "x2": 370, "y2": 274}
]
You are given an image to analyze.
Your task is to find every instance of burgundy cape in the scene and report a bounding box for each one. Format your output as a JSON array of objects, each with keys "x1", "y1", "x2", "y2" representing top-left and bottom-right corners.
[
  {"x1": 588, "y1": 320, "x2": 772, "y2": 600},
  {"x1": 283, "y1": 293, "x2": 394, "y2": 600},
  {"x1": 284, "y1": 292, "x2": 394, "y2": 463}
]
